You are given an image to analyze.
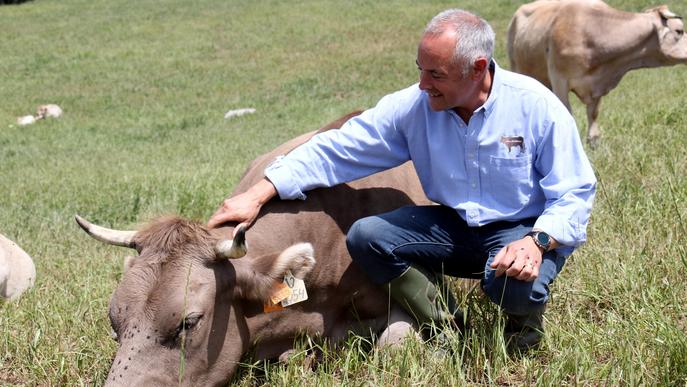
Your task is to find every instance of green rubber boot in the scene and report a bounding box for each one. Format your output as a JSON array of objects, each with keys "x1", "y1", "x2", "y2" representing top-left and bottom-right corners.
[
  {"x1": 504, "y1": 305, "x2": 546, "y2": 352},
  {"x1": 386, "y1": 266, "x2": 466, "y2": 332}
]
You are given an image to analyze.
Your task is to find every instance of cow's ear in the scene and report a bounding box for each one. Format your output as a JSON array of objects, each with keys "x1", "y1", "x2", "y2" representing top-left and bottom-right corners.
[
  {"x1": 266, "y1": 243, "x2": 315, "y2": 280},
  {"x1": 233, "y1": 243, "x2": 315, "y2": 301}
]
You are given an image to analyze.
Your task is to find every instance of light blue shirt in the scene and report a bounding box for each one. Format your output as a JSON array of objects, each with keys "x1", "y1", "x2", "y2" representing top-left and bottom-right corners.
[{"x1": 265, "y1": 62, "x2": 596, "y2": 256}]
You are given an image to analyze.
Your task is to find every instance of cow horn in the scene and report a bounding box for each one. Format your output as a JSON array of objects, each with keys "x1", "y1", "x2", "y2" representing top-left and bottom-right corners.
[
  {"x1": 74, "y1": 215, "x2": 137, "y2": 248},
  {"x1": 656, "y1": 6, "x2": 681, "y2": 20},
  {"x1": 214, "y1": 226, "x2": 247, "y2": 259}
]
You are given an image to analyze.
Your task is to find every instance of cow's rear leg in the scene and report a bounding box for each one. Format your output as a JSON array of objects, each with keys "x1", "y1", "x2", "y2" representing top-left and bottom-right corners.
[{"x1": 586, "y1": 96, "x2": 602, "y2": 147}]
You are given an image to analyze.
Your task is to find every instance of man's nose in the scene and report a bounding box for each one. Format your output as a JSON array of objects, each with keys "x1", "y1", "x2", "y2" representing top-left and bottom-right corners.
[{"x1": 418, "y1": 71, "x2": 432, "y2": 90}]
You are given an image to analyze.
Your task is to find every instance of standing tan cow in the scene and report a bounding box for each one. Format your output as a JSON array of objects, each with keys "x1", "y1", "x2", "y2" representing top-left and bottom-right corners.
[
  {"x1": 507, "y1": 0, "x2": 687, "y2": 144},
  {"x1": 76, "y1": 112, "x2": 429, "y2": 386}
]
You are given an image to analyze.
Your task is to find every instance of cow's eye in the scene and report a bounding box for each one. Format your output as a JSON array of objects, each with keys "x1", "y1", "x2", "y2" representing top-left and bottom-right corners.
[
  {"x1": 174, "y1": 312, "x2": 203, "y2": 339},
  {"x1": 183, "y1": 313, "x2": 203, "y2": 330}
]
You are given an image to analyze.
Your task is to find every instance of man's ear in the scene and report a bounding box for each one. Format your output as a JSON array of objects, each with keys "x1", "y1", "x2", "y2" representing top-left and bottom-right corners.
[
  {"x1": 233, "y1": 243, "x2": 315, "y2": 301},
  {"x1": 471, "y1": 57, "x2": 489, "y2": 79}
]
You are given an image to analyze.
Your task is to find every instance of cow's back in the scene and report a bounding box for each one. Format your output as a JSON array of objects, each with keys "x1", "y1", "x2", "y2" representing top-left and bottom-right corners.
[
  {"x1": 508, "y1": 0, "x2": 624, "y2": 86},
  {"x1": 231, "y1": 112, "x2": 429, "y2": 335}
]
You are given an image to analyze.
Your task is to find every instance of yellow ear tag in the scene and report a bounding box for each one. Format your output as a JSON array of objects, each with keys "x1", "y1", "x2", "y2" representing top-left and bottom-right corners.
[
  {"x1": 262, "y1": 271, "x2": 309, "y2": 313},
  {"x1": 263, "y1": 282, "x2": 291, "y2": 313},
  {"x1": 263, "y1": 300, "x2": 285, "y2": 313},
  {"x1": 270, "y1": 281, "x2": 293, "y2": 304}
]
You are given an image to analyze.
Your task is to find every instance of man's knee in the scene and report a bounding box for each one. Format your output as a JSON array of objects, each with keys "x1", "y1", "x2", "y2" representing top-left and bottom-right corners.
[
  {"x1": 346, "y1": 217, "x2": 378, "y2": 263},
  {"x1": 346, "y1": 216, "x2": 409, "y2": 284},
  {"x1": 346, "y1": 216, "x2": 384, "y2": 261}
]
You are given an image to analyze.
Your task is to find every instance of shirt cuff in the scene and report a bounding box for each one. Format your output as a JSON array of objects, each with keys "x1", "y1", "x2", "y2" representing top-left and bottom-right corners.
[
  {"x1": 264, "y1": 156, "x2": 307, "y2": 200},
  {"x1": 533, "y1": 214, "x2": 586, "y2": 257}
]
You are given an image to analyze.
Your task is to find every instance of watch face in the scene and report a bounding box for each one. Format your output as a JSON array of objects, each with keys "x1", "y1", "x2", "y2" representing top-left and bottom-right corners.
[{"x1": 536, "y1": 232, "x2": 550, "y2": 246}]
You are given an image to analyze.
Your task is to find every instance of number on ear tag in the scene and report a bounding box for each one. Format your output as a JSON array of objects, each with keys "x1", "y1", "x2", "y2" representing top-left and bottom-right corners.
[{"x1": 281, "y1": 270, "x2": 308, "y2": 307}]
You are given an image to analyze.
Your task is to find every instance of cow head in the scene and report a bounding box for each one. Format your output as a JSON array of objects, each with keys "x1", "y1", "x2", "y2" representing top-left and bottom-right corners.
[
  {"x1": 647, "y1": 5, "x2": 687, "y2": 62},
  {"x1": 75, "y1": 215, "x2": 315, "y2": 386}
]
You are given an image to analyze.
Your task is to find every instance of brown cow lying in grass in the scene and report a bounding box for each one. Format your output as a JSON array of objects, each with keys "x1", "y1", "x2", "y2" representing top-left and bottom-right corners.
[
  {"x1": 507, "y1": 0, "x2": 687, "y2": 144},
  {"x1": 76, "y1": 112, "x2": 430, "y2": 386}
]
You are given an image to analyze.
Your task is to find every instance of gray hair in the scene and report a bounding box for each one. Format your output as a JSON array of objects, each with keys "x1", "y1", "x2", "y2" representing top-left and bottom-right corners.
[{"x1": 424, "y1": 9, "x2": 495, "y2": 76}]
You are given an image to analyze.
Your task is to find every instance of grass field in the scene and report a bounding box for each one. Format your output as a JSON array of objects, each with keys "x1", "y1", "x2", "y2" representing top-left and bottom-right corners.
[{"x1": 1, "y1": 0, "x2": 686, "y2": 385}]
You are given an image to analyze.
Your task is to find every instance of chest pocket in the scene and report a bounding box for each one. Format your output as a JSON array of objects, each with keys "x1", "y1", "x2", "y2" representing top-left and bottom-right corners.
[{"x1": 486, "y1": 155, "x2": 533, "y2": 207}]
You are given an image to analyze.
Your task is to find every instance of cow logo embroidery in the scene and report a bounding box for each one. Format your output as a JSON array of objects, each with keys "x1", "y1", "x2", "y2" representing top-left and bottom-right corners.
[{"x1": 500, "y1": 136, "x2": 525, "y2": 153}]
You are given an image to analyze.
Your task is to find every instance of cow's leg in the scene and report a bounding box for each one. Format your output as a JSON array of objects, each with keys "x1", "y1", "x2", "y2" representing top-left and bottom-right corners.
[
  {"x1": 376, "y1": 304, "x2": 420, "y2": 348},
  {"x1": 549, "y1": 73, "x2": 572, "y2": 112},
  {"x1": 586, "y1": 96, "x2": 602, "y2": 146}
]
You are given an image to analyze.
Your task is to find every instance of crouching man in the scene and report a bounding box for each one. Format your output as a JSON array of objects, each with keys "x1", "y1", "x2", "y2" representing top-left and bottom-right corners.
[{"x1": 209, "y1": 9, "x2": 596, "y2": 351}]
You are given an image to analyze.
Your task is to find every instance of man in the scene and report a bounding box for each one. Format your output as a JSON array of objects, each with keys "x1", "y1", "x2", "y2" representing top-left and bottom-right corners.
[{"x1": 208, "y1": 9, "x2": 596, "y2": 351}]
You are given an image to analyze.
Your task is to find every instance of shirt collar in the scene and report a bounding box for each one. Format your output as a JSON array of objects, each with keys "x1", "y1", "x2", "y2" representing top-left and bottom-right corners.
[{"x1": 477, "y1": 59, "x2": 500, "y2": 118}]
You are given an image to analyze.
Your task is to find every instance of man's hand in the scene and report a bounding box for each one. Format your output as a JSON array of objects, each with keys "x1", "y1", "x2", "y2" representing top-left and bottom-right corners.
[
  {"x1": 207, "y1": 178, "x2": 277, "y2": 235},
  {"x1": 490, "y1": 236, "x2": 543, "y2": 282}
]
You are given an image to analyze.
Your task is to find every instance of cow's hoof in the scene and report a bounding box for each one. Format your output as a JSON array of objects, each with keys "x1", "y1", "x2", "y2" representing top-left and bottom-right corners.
[{"x1": 587, "y1": 135, "x2": 601, "y2": 149}]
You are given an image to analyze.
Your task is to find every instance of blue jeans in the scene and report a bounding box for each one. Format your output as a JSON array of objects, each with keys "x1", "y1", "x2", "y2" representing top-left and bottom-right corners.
[{"x1": 346, "y1": 205, "x2": 566, "y2": 316}]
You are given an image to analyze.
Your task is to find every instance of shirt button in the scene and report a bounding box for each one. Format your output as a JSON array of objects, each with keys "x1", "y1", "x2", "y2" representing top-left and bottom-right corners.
[{"x1": 471, "y1": 182, "x2": 477, "y2": 188}]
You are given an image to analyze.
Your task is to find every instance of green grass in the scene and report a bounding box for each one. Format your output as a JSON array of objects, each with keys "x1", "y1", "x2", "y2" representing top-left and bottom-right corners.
[{"x1": 1, "y1": 0, "x2": 686, "y2": 385}]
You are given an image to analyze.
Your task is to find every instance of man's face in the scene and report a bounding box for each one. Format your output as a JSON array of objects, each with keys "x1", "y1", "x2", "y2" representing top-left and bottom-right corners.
[{"x1": 416, "y1": 32, "x2": 475, "y2": 112}]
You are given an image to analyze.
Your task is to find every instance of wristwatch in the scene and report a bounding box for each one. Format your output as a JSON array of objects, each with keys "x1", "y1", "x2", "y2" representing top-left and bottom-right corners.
[{"x1": 526, "y1": 231, "x2": 552, "y2": 252}]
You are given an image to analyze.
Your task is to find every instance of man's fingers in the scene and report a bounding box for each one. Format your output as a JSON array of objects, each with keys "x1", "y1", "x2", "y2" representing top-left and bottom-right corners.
[
  {"x1": 515, "y1": 257, "x2": 540, "y2": 281},
  {"x1": 491, "y1": 246, "x2": 507, "y2": 268},
  {"x1": 505, "y1": 249, "x2": 528, "y2": 277},
  {"x1": 207, "y1": 215, "x2": 220, "y2": 229},
  {"x1": 208, "y1": 207, "x2": 236, "y2": 229},
  {"x1": 515, "y1": 262, "x2": 533, "y2": 281},
  {"x1": 207, "y1": 212, "x2": 226, "y2": 229},
  {"x1": 528, "y1": 262, "x2": 540, "y2": 282},
  {"x1": 493, "y1": 247, "x2": 514, "y2": 277}
]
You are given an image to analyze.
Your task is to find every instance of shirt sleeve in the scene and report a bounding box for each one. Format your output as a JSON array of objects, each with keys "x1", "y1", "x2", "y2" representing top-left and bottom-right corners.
[
  {"x1": 264, "y1": 93, "x2": 411, "y2": 200},
  {"x1": 533, "y1": 100, "x2": 597, "y2": 256}
]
